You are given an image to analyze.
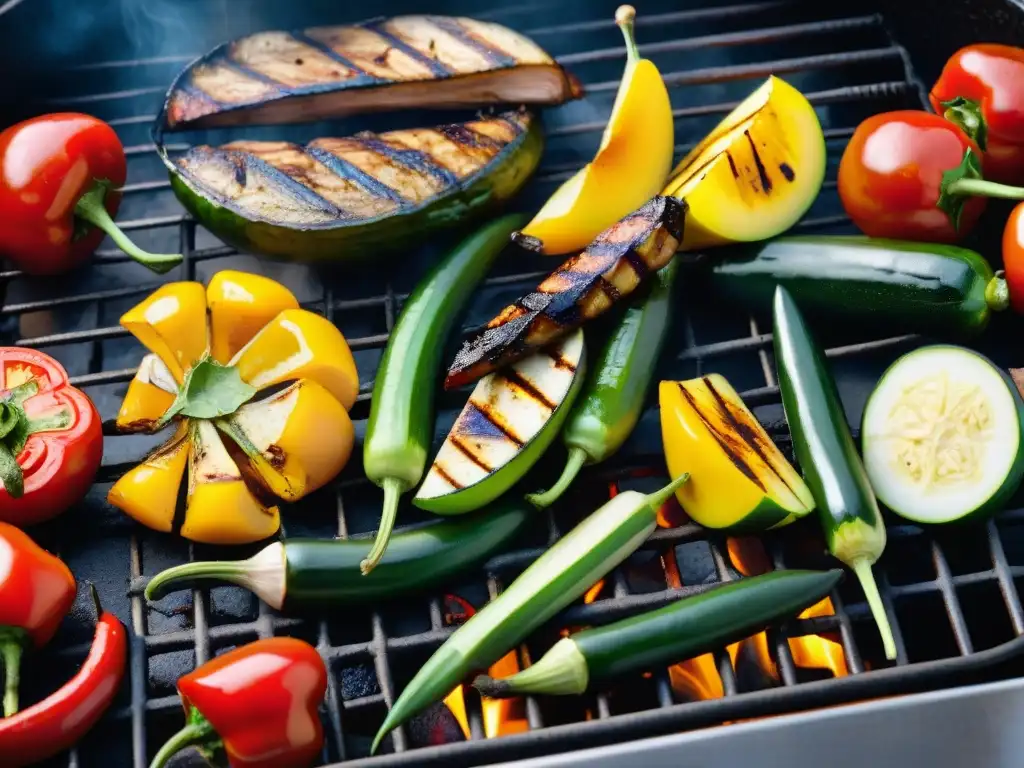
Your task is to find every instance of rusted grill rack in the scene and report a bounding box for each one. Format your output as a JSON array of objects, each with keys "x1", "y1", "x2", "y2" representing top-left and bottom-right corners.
[{"x1": 6, "y1": 1, "x2": 1024, "y2": 767}]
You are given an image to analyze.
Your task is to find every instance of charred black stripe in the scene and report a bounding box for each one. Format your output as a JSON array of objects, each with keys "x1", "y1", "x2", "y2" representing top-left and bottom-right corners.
[
  {"x1": 366, "y1": 20, "x2": 452, "y2": 77},
  {"x1": 175, "y1": 82, "x2": 227, "y2": 111},
  {"x1": 433, "y1": 462, "x2": 464, "y2": 489},
  {"x1": 466, "y1": 399, "x2": 526, "y2": 447},
  {"x1": 426, "y1": 16, "x2": 518, "y2": 67},
  {"x1": 596, "y1": 276, "x2": 621, "y2": 303},
  {"x1": 547, "y1": 349, "x2": 577, "y2": 372},
  {"x1": 439, "y1": 123, "x2": 504, "y2": 150},
  {"x1": 726, "y1": 151, "x2": 740, "y2": 179},
  {"x1": 290, "y1": 30, "x2": 383, "y2": 80},
  {"x1": 661, "y1": 196, "x2": 686, "y2": 242},
  {"x1": 702, "y1": 377, "x2": 801, "y2": 498},
  {"x1": 621, "y1": 248, "x2": 650, "y2": 281},
  {"x1": 305, "y1": 145, "x2": 408, "y2": 205},
  {"x1": 353, "y1": 135, "x2": 458, "y2": 186},
  {"x1": 779, "y1": 162, "x2": 795, "y2": 182},
  {"x1": 678, "y1": 382, "x2": 766, "y2": 493},
  {"x1": 503, "y1": 369, "x2": 556, "y2": 411},
  {"x1": 449, "y1": 435, "x2": 494, "y2": 473},
  {"x1": 216, "y1": 54, "x2": 294, "y2": 89},
  {"x1": 744, "y1": 130, "x2": 772, "y2": 194}
]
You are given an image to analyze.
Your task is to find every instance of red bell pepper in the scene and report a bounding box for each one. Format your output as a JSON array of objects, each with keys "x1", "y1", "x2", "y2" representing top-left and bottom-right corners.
[
  {"x1": 0, "y1": 113, "x2": 181, "y2": 275},
  {"x1": 930, "y1": 44, "x2": 1024, "y2": 184},
  {"x1": 838, "y1": 110, "x2": 1024, "y2": 243},
  {"x1": 0, "y1": 521, "x2": 77, "y2": 716},
  {"x1": 0, "y1": 348, "x2": 103, "y2": 526},
  {"x1": 0, "y1": 586, "x2": 127, "y2": 768},
  {"x1": 150, "y1": 637, "x2": 328, "y2": 768}
]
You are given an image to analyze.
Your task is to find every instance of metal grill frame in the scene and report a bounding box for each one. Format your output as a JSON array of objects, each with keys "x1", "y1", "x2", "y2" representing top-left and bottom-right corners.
[{"x1": 6, "y1": 1, "x2": 1024, "y2": 767}]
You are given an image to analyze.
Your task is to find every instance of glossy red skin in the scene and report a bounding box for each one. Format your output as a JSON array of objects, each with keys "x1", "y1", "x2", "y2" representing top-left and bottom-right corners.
[
  {"x1": 838, "y1": 111, "x2": 985, "y2": 243},
  {"x1": 0, "y1": 521, "x2": 76, "y2": 645},
  {"x1": 1002, "y1": 202, "x2": 1024, "y2": 313},
  {"x1": 179, "y1": 637, "x2": 327, "y2": 768},
  {"x1": 930, "y1": 44, "x2": 1024, "y2": 184},
  {"x1": 0, "y1": 612, "x2": 127, "y2": 768},
  {"x1": 0, "y1": 113, "x2": 125, "y2": 275},
  {"x1": 0, "y1": 348, "x2": 103, "y2": 526}
]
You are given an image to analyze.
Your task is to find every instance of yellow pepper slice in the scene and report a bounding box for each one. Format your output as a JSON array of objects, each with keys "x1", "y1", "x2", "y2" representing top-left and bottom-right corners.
[
  {"x1": 181, "y1": 420, "x2": 280, "y2": 544},
  {"x1": 121, "y1": 282, "x2": 209, "y2": 383},
  {"x1": 518, "y1": 6, "x2": 673, "y2": 255},
  {"x1": 218, "y1": 379, "x2": 355, "y2": 501},
  {"x1": 116, "y1": 354, "x2": 178, "y2": 432},
  {"x1": 107, "y1": 425, "x2": 190, "y2": 532},
  {"x1": 230, "y1": 308, "x2": 359, "y2": 411},
  {"x1": 207, "y1": 270, "x2": 299, "y2": 364}
]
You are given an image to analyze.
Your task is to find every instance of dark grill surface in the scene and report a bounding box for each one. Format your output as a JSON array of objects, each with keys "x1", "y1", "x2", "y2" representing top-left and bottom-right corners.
[{"x1": 5, "y1": 0, "x2": 1024, "y2": 766}]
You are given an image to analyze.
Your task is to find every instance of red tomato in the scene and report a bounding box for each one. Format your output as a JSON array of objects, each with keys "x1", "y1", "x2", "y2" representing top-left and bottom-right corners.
[
  {"x1": 838, "y1": 111, "x2": 986, "y2": 243},
  {"x1": 1002, "y1": 202, "x2": 1024, "y2": 313}
]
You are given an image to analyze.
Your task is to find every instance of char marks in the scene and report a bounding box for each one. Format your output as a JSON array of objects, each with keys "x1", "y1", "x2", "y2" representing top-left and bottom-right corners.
[{"x1": 744, "y1": 130, "x2": 772, "y2": 194}]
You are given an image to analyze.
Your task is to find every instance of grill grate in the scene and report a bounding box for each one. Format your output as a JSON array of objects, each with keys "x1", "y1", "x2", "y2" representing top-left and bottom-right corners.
[{"x1": 5, "y1": 1, "x2": 1024, "y2": 766}]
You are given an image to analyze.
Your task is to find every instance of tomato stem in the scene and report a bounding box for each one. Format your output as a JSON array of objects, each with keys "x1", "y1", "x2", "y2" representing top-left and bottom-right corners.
[
  {"x1": 946, "y1": 178, "x2": 1024, "y2": 200},
  {"x1": 74, "y1": 183, "x2": 182, "y2": 274},
  {"x1": 1, "y1": 637, "x2": 21, "y2": 717}
]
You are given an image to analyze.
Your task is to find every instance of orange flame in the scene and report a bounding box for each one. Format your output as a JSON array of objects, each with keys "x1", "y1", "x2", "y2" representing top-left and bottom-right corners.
[{"x1": 442, "y1": 595, "x2": 529, "y2": 740}]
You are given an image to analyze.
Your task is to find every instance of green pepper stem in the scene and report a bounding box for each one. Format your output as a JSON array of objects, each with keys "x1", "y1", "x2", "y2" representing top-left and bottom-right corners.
[
  {"x1": 74, "y1": 183, "x2": 182, "y2": 274},
  {"x1": 615, "y1": 5, "x2": 639, "y2": 63},
  {"x1": 987, "y1": 273, "x2": 1010, "y2": 312},
  {"x1": 2, "y1": 638, "x2": 21, "y2": 717},
  {"x1": 851, "y1": 558, "x2": 897, "y2": 661},
  {"x1": 148, "y1": 719, "x2": 216, "y2": 768},
  {"x1": 946, "y1": 178, "x2": 1024, "y2": 200},
  {"x1": 362, "y1": 477, "x2": 405, "y2": 575},
  {"x1": 526, "y1": 447, "x2": 590, "y2": 509},
  {"x1": 145, "y1": 543, "x2": 286, "y2": 609},
  {"x1": 473, "y1": 637, "x2": 588, "y2": 698},
  {"x1": 645, "y1": 472, "x2": 690, "y2": 511}
]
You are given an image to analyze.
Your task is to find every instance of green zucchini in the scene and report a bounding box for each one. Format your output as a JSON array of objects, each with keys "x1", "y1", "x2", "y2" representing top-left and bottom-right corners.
[
  {"x1": 709, "y1": 236, "x2": 1008, "y2": 337},
  {"x1": 472, "y1": 569, "x2": 843, "y2": 697},
  {"x1": 862, "y1": 345, "x2": 1024, "y2": 524},
  {"x1": 142, "y1": 501, "x2": 533, "y2": 610},
  {"x1": 161, "y1": 111, "x2": 543, "y2": 262},
  {"x1": 414, "y1": 329, "x2": 587, "y2": 515},
  {"x1": 773, "y1": 286, "x2": 896, "y2": 661}
]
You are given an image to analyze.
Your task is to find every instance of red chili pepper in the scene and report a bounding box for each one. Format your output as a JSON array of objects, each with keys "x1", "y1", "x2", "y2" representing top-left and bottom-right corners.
[
  {"x1": 930, "y1": 44, "x2": 1024, "y2": 184},
  {"x1": 838, "y1": 110, "x2": 1024, "y2": 243},
  {"x1": 0, "y1": 113, "x2": 181, "y2": 275},
  {"x1": 0, "y1": 587, "x2": 127, "y2": 768},
  {"x1": 0, "y1": 521, "x2": 77, "y2": 717},
  {"x1": 149, "y1": 637, "x2": 328, "y2": 768},
  {"x1": 0, "y1": 348, "x2": 103, "y2": 527}
]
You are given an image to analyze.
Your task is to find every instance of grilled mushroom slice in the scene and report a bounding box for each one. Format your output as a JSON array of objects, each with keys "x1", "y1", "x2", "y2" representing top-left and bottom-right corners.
[{"x1": 161, "y1": 16, "x2": 582, "y2": 130}]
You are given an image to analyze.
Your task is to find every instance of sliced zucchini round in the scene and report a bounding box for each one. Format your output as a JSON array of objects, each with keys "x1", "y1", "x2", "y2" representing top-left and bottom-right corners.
[{"x1": 862, "y1": 345, "x2": 1024, "y2": 524}]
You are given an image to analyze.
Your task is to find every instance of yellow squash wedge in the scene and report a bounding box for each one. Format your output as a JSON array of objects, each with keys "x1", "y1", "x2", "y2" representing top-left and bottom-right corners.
[
  {"x1": 662, "y1": 76, "x2": 825, "y2": 251},
  {"x1": 207, "y1": 270, "x2": 300, "y2": 363},
  {"x1": 517, "y1": 5, "x2": 673, "y2": 255},
  {"x1": 108, "y1": 425, "x2": 190, "y2": 533},
  {"x1": 660, "y1": 375, "x2": 814, "y2": 531}
]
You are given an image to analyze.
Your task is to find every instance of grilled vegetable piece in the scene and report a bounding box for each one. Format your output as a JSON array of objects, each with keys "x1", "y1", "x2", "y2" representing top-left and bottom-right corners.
[
  {"x1": 416, "y1": 329, "x2": 586, "y2": 515},
  {"x1": 862, "y1": 345, "x2": 1024, "y2": 525},
  {"x1": 144, "y1": 502, "x2": 532, "y2": 609},
  {"x1": 662, "y1": 76, "x2": 825, "y2": 251},
  {"x1": 708, "y1": 236, "x2": 1009, "y2": 338},
  {"x1": 773, "y1": 286, "x2": 896, "y2": 661},
  {"x1": 160, "y1": 16, "x2": 581, "y2": 131},
  {"x1": 163, "y1": 110, "x2": 543, "y2": 262},
  {"x1": 473, "y1": 569, "x2": 843, "y2": 697},
  {"x1": 660, "y1": 375, "x2": 815, "y2": 531},
  {"x1": 445, "y1": 196, "x2": 686, "y2": 390}
]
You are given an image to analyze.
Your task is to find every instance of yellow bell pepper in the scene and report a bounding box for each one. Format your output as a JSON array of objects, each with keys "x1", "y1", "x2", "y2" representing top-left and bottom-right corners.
[
  {"x1": 108, "y1": 271, "x2": 359, "y2": 545},
  {"x1": 662, "y1": 75, "x2": 826, "y2": 250},
  {"x1": 659, "y1": 375, "x2": 814, "y2": 531},
  {"x1": 516, "y1": 5, "x2": 673, "y2": 255}
]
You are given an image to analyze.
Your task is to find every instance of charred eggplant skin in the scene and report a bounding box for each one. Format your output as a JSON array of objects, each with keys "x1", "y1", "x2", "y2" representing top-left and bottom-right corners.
[{"x1": 164, "y1": 112, "x2": 543, "y2": 262}]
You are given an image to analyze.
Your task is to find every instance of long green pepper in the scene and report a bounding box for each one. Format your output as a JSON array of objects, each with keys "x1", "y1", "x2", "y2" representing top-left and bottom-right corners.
[
  {"x1": 528, "y1": 260, "x2": 679, "y2": 508},
  {"x1": 361, "y1": 215, "x2": 527, "y2": 574},
  {"x1": 371, "y1": 472, "x2": 689, "y2": 753}
]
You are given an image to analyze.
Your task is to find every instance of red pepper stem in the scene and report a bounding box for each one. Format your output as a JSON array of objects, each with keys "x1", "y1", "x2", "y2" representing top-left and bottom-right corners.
[
  {"x1": 946, "y1": 178, "x2": 1024, "y2": 200},
  {"x1": 361, "y1": 477, "x2": 405, "y2": 575},
  {"x1": 73, "y1": 183, "x2": 182, "y2": 274},
  {"x1": 1, "y1": 638, "x2": 21, "y2": 717},
  {"x1": 148, "y1": 716, "x2": 216, "y2": 768}
]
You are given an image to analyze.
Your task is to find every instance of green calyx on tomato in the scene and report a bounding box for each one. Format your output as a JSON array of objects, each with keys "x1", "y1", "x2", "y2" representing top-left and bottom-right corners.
[
  {"x1": 0, "y1": 380, "x2": 71, "y2": 499},
  {"x1": 941, "y1": 96, "x2": 988, "y2": 151},
  {"x1": 937, "y1": 148, "x2": 985, "y2": 233}
]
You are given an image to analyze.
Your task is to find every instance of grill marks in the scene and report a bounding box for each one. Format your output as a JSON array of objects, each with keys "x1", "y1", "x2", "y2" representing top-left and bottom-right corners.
[
  {"x1": 173, "y1": 112, "x2": 528, "y2": 226},
  {"x1": 444, "y1": 196, "x2": 686, "y2": 390},
  {"x1": 163, "y1": 15, "x2": 576, "y2": 130}
]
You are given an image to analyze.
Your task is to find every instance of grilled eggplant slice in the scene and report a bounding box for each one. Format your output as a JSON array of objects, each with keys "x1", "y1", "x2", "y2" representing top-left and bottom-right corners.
[
  {"x1": 163, "y1": 110, "x2": 543, "y2": 261},
  {"x1": 161, "y1": 16, "x2": 581, "y2": 130},
  {"x1": 444, "y1": 195, "x2": 686, "y2": 390}
]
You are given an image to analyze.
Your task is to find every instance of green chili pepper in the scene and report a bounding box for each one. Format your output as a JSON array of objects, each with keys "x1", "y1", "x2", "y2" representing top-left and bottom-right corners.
[
  {"x1": 472, "y1": 568, "x2": 843, "y2": 697},
  {"x1": 143, "y1": 502, "x2": 532, "y2": 610},
  {"x1": 773, "y1": 286, "x2": 897, "y2": 660},
  {"x1": 527, "y1": 260, "x2": 678, "y2": 508},
  {"x1": 361, "y1": 214, "x2": 528, "y2": 574},
  {"x1": 371, "y1": 472, "x2": 689, "y2": 754}
]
